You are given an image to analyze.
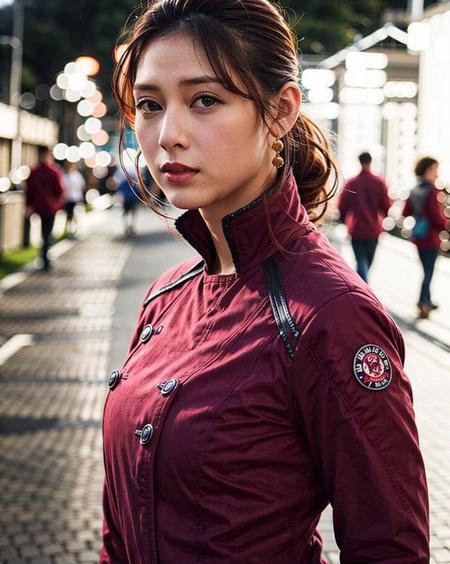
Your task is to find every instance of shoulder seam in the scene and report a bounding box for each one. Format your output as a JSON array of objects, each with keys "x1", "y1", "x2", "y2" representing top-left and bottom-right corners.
[{"x1": 299, "y1": 235, "x2": 355, "y2": 294}]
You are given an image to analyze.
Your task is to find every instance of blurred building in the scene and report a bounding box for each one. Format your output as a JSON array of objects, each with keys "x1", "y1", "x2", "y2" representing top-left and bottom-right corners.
[
  {"x1": 0, "y1": 102, "x2": 58, "y2": 185},
  {"x1": 313, "y1": 24, "x2": 420, "y2": 198},
  {"x1": 411, "y1": 3, "x2": 450, "y2": 185}
]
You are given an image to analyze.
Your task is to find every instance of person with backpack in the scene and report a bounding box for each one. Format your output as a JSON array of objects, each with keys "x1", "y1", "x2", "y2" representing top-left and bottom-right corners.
[{"x1": 403, "y1": 157, "x2": 448, "y2": 318}]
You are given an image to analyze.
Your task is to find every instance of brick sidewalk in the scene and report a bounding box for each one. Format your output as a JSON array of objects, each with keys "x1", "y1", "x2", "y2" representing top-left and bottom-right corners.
[
  {"x1": 0, "y1": 209, "x2": 130, "y2": 563},
  {"x1": 0, "y1": 211, "x2": 449, "y2": 562}
]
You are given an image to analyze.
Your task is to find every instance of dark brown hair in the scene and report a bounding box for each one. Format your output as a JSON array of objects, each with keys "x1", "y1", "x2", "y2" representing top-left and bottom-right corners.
[
  {"x1": 415, "y1": 157, "x2": 438, "y2": 178},
  {"x1": 358, "y1": 152, "x2": 372, "y2": 166},
  {"x1": 112, "y1": 0, "x2": 338, "y2": 221}
]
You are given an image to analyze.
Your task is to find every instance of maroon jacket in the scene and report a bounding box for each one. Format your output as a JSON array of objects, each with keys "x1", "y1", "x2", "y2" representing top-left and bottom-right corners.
[
  {"x1": 403, "y1": 183, "x2": 448, "y2": 250},
  {"x1": 338, "y1": 170, "x2": 391, "y2": 240},
  {"x1": 25, "y1": 162, "x2": 63, "y2": 217},
  {"x1": 101, "y1": 174, "x2": 429, "y2": 563}
]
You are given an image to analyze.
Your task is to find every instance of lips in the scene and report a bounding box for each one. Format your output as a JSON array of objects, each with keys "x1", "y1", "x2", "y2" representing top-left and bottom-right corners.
[
  {"x1": 160, "y1": 162, "x2": 198, "y2": 173},
  {"x1": 160, "y1": 162, "x2": 199, "y2": 185}
]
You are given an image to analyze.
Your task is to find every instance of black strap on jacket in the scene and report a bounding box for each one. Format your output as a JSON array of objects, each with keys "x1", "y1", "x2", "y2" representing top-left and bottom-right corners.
[
  {"x1": 143, "y1": 256, "x2": 299, "y2": 357},
  {"x1": 264, "y1": 256, "x2": 300, "y2": 358},
  {"x1": 143, "y1": 259, "x2": 205, "y2": 306}
]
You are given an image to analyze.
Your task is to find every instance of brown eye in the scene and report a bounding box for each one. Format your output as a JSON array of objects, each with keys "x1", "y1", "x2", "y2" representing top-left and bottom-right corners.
[
  {"x1": 136, "y1": 100, "x2": 161, "y2": 113},
  {"x1": 192, "y1": 95, "x2": 219, "y2": 108}
]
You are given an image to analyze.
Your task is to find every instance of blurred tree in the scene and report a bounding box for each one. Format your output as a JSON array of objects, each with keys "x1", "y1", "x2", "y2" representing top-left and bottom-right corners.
[
  {"x1": 20, "y1": 0, "x2": 137, "y2": 95},
  {"x1": 283, "y1": 0, "x2": 436, "y2": 55},
  {"x1": 0, "y1": 0, "x2": 438, "y2": 105}
]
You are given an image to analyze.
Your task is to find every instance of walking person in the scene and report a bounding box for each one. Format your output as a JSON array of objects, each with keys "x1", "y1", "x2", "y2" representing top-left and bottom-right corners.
[
  {"x1": 62, "y1": 161, "x2": 86, "y2": 238},
  {"x1": 338, "y1": 152, "x2": 391, "y2": 283},
  {"x1": 101, "y1": 1, "x2": 429, "y2": 562},
  {"x1": 25, "y1": 145, "x2": 64, "y2": 271},
  {"x1": 403, "y1": 157, "x2": 447, "y2": 319},
  {"x1": 117, "y1": 176, "x2": 140, "y2": 236}
]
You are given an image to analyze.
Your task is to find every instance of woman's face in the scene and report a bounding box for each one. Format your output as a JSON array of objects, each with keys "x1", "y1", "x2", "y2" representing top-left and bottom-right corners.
[{"x1": 133, "y1": 32, "x2": 276, "y2": 218}]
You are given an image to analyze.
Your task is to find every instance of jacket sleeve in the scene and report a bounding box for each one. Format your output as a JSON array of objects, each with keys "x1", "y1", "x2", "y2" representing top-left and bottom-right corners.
[
  {"x1": 337, "y1": 184, "x2": 350, "y2": 222},
  {"x1": 403, "y1": 198, "x2": 412, "y2": 218},
  {"x1": 291, "y1": 291, "x2": 429, "y2": 563},
  {"x1": 426, "y1": 188, "x2": 447, "y2": 231},
  {"x1": 52, "y1": 168, "x2": 64, "y2": 206},
  {"x1": 25, "y1": 174, "x2": 35, "y2": 209},
  {"x1": 380, "y1": 179, "x2": 391, "y2": 216}
]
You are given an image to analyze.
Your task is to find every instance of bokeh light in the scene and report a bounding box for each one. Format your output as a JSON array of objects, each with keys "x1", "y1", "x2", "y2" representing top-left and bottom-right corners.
[
  {"x1": 53, "y1": 143, "x2": 68, "y2": 160},
  {"x1": 85, "y1": 117, "x2": 102, "y2": 135},
  {"x1": 92, "y1": 130, "x2": 109, "y2": 146},
  {"x1": 66, "y1": 146, "x2": 81, "y2": 163},
  {"x1": 76, "y1": 56, "x2": 100, "y2": 77}
]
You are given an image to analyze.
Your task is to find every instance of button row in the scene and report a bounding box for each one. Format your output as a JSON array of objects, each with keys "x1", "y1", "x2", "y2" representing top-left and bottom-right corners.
[{"x1": 108, "y1": 370, "x2": 179, "y2": 397}]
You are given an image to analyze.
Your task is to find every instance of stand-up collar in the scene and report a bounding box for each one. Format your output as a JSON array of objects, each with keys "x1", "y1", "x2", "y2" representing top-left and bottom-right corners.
[{"x1": 175, "y1": 173, "x2": 311, "y2": 274}]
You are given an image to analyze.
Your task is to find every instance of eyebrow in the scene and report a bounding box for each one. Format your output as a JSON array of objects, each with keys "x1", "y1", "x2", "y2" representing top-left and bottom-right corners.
[{"x1": 133, "y1": 75, "x2": 221, "y2": 92}]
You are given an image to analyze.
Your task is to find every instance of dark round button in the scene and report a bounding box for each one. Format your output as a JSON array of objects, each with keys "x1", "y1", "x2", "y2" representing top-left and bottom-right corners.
[
  {"x1": 140, "y1": 423, "x2": 154, "y2": 445},
  {"x1": 140, "y1": 324, "x2": 153, "y2": 343},
  {"x1": 159, "y1": 379, "x2": 178, "y2": 396},
  {"x1": 108, "y1": 370, "x2": 120, "y2": 390}
]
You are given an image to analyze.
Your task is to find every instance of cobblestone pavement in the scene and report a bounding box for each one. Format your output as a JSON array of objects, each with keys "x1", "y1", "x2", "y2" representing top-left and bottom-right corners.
[
  {"x1": 0, "y1": 209, "x2": 449, "y2": 563},
  {"x1": 0, "y1": 208, "x2": 131, "y2": 563},
  {"x1": 319, "y1": 228, "x2": 450, "y2": 563}
]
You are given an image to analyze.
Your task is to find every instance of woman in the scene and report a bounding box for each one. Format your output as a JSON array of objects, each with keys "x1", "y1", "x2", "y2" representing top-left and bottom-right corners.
[
  {"x1": 404, "y1": 157, "x2": 447, "y2": 319},
  {"x1": 101, "y1": 1, "x2": 429, "y2": 562}
]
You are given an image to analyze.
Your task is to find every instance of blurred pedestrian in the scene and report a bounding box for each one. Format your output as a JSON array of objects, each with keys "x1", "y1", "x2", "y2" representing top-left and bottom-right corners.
[
  {"x1": 338, "y1": 152, "x2": 391, "y2": 283},
  {"x1": 403, "y1": 157, "x2": 447, "y2": 319},
  {"x1": 117, "y1": 176, "x2": 140, "y2": 236},
  {"x1": 62, "y1": 161, "x2": 86, "y2": 238},
  {"x1": 100, "y1": 2, "x2": 429, "y2": 562},
  {"x1": 25, "y1": 145, "x2": 64, "y2": 271}
]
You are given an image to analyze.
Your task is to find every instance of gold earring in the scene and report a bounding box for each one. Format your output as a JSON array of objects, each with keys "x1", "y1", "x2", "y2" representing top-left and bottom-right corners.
[{"x1": 272, "y1": 138, "x2": 284, "y2": 169}]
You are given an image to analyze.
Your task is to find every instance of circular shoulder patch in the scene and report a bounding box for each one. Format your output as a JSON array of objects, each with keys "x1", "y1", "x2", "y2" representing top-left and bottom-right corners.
[{"x1": 353, "y1": 344, "x2": 392, "y2": 391}]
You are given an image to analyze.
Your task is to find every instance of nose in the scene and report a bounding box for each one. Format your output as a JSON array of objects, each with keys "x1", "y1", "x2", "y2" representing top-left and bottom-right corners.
[{"x1": 158, "y1": 107, "x2": 190, "y2": 151}]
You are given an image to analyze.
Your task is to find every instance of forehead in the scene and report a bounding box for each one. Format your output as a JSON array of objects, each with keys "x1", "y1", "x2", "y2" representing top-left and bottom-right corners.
[{"x1": 135, "y1": 32, "x2": 214, "y2": 85}]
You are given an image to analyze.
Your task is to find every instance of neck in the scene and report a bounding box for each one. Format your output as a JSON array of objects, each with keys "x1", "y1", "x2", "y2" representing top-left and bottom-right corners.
[
  {"x1": 199, "y1": 168, "x2": 278, "y2": 275},
  {"x1": 201, "y1": 214, "x2": 235, "y2": 275}
]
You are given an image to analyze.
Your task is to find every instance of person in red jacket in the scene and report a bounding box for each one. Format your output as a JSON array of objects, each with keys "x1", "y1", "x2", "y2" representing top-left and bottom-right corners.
[
  {"x1": 101, "y1": 1, "x2": 429, "y2": 562},
  {"x1": 338, "y1": 152, "x2": 391, "y2": 283},
  {"x1": 25, "y1": 145, "x2": 64, "y2": 271},
  {"x1": 403, "y1": 157, "x2": 448, "y2": 318}
]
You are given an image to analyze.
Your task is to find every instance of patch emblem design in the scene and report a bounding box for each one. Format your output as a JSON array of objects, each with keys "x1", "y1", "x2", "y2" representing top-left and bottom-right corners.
[{"x1": 353, "y1": 344, "x2": 392, "y2": 391}]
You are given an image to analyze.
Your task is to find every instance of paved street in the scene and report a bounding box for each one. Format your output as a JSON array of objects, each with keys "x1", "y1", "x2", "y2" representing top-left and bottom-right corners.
[{"x1": 0, "y1": 206, "x2": 449, "y2": 563}]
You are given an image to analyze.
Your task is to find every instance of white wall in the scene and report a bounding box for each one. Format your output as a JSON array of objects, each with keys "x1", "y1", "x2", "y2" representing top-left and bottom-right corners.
[{"x1": 417, "y1": 9, "x2": 450, "y2": 185}]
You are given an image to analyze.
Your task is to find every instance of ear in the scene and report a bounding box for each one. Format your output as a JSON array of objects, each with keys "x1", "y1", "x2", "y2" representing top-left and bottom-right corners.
[{"x1": 268, "y1": 81, "x2": 302, "y2": 138}]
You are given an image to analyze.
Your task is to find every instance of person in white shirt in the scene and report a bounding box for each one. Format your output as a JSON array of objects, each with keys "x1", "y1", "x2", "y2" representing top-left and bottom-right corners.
[{"x1": 62, "y1": 161, "x2": 86, "y2": 237}]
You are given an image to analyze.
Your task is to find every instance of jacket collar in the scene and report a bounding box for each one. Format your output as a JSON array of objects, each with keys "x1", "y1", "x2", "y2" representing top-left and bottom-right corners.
[{"x1": 174, "y1": 172, "x2": 311, "y2": 274}]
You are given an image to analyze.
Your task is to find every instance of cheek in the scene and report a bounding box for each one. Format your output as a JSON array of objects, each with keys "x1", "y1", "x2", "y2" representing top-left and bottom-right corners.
[
  {"x1": 208, "y1": 112, "x2": 264, "y2": 165},
  {"x1": 135, "y1": 118, "x2": 157, "y2": 156}
]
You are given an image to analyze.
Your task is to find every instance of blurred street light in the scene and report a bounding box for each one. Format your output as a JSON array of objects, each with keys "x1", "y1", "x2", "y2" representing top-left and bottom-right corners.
[
  {"x1": 407, "y1": 21, "x2": 429, "y2": 52},
  {"x1": 345, "y1": 52, "x2": 388, "y2": 70},
  {"x1": 408, "y1": 0, "x2": 424, "y2": 23},
  {"x1": 76, "y1": 56, "x2": 100, "y2": 77}
]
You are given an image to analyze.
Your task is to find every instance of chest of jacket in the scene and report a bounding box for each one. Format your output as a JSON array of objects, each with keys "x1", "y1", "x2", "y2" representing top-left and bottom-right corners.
[{"x1": 102, "y1": 261, "x2": 326, "y2": 562}]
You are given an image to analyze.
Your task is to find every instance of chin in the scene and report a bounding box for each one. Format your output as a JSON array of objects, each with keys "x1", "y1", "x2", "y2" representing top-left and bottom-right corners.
[{"x1": 162, "y1": 186, "x2": 216, "y2": 211}]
